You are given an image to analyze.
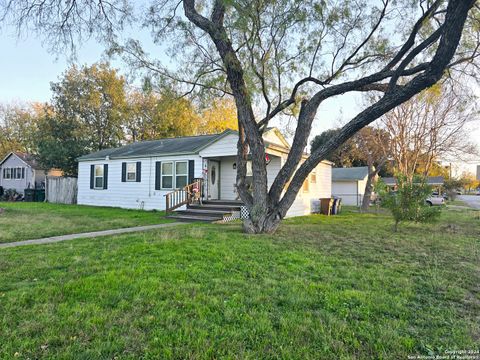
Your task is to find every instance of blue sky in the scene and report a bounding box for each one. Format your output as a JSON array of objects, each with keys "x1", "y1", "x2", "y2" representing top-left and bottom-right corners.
[{"x1": 0, "y1": 25, "x2": 478, "y2": 175}]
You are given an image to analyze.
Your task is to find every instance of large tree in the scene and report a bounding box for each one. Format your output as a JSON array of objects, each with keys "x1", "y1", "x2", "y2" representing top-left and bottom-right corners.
[
  {"x1": 51, "y1": 62, "x2": 127, "y2": 151},
  {"x1": 2, "y1": 0, "x2": 478, "y2": 233},
  {"x1": 0, "y1": 102, "x2": 41, "y2": 159},
  {"x1": 379, "y1": 82, "x2": 478, "y2": 179}
]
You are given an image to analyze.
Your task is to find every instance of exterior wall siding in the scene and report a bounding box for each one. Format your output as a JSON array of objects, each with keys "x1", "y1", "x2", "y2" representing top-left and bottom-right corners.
[
  {"x1": 0, "y1": 155, "x2": 35, "y2": 194},
  {"x1": 285, "y1": 161, "x2": 332, "y2": 218},
  {"x1": 198, "y1": 133, "x2": 238, "y2": 158},
  {"x1": 77, "y1": 155, "x2": 203, "y2": 211},
  {"x1": 332, "y1": 177, "x2": 368, "y2": 206},
  {"x1": 77, "y1": 130, "x2": 333, "y2": 217}
]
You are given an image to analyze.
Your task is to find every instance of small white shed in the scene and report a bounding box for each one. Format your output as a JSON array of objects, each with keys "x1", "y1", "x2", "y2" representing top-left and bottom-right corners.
[{"x1": 332, "y1": 167, "x2": 369, "y2": 206}]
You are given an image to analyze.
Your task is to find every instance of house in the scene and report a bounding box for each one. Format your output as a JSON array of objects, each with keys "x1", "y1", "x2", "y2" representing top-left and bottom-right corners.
[
  {"x1": 332, "y1": 166, "x2": 370, "y2": 206},
  {"x1": 382, "y1": 176, "x2": 444, "y2": 192},
  {"x1": 0, "y1": 152, "x2": 47, "y2": 195},
  {"x1": 77, "y1": 128, "x2": 332, "y2": 220}
]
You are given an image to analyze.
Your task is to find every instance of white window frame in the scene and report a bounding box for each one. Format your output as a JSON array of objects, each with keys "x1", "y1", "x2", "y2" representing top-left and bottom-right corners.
[
  {"x1": 161, "y1": 160, "x2": 189, "y2": 190},
  {"x1": 161, "y1": 161, "x2": 174, "y2": 189},
  {"x1": 94, "y1": 165, "x2": 104, "y2": 189},
  {"x1": 175, "y1": 161, "x2": 188, "y2": 189},
  {"x1": 310, "y1": 170, "x2": 317, "y2": 184},
  {"x1": 126, "y1": 162, "x2": 137, "y2": 182}
]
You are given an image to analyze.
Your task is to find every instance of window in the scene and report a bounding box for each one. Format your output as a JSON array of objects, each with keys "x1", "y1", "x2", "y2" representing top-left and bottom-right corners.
[
  {"x1": 16, "y1": 167, "x2": 22, "y2": 179},
  {"x1": 303, "y1": 178, "x2": 310, "y2": 193},
  {"x1": 310, "y1": 171, "x2": 317, "y2": 184},
  {"x1": 126, "y1": 162, "x2": 136, "y2": 182},
  {"x1": 94, "y1": 165, "x2": 104, "y2": 189},
  {"x1": 161, "y1": 162, "x2": 173, "y2": 189},
  {"x1": 175, "y1": 161, "x2": 188, "y2": 188},
  {"x1": 161, "y1": 161, "x2": 189, "y2": 189}
]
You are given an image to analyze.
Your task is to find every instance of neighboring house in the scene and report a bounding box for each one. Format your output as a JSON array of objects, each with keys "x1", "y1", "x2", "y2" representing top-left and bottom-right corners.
[
  {"x1": 382, "y1": 176, "x2": 445, "y2": 192},
  {"x1": 0, "y1": 152, "x2": 47, "y2": 194},
  {"x1": 77, "y1": 128, "x2": 332, "y2": 218},
  {"x1": 332, "y1": 166, "x2": 370, "y2": 206}
]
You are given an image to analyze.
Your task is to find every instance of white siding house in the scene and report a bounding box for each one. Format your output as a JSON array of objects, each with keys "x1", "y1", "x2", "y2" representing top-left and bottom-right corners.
[
  {"x1": 77, "y1": 128, "x2": 332, "y2": 217},
  {"x1": 0, "y1": 152, "x2": 46, "y2": 194},
  {"x1": 332, "y1": 167, "x2": 369, "y2": 206}
]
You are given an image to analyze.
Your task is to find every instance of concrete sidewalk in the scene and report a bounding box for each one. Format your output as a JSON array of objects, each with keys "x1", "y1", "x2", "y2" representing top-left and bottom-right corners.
[{"x1": 0, "y1": 222, "x2": 184, "y2": 249}]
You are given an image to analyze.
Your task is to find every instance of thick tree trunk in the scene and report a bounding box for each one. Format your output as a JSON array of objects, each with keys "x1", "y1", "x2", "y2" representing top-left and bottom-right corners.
[
  {"x1": 242, "y1": 211, "x2": 281, "y2": 234},
  {"x1": 361, "y1": 170, "x2": 376, "y2": 212},
  {"x1": 361, "y1": 160, "x2": 386, "y2": 212}
]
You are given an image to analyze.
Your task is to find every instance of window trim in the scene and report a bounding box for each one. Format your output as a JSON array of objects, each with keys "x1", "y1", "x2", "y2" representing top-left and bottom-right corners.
[
  {"x1": 161, "y1": 161, "x2": 174, "y2": 190},
  {"x1": 161, "y1": 160, "x2": 189, "y2": 190},
  {"x1": 302, "y1": 178, "x2": 310, "y2": 193},
  {"x1": 126, "y1": 162, "x2": 137, "y2": 182},
  {"x1": 94, "y1": 164, "x2": 104, "y2": 190},
  {"x1": 175, "y1": 161, "x2": 188, "y2": 189}
]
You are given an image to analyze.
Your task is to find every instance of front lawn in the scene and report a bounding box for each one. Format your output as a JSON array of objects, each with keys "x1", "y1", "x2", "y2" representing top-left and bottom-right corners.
[
  {"x1": 0, "y1": 202, "x2": 171, "y2": 243},
  {"x1": 0, "y1": 208, "x2": 478, "y2": 359}
]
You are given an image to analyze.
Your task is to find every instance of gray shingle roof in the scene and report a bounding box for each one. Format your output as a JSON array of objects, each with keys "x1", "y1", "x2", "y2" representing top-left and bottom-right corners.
[
  {"x1": 332, "y1": 166, "x2": 369, "y2": 181},
  {"x1": 77, "y1": 130, "x2": 236, "y2": 161},
  {"x1": 382, "y1": 176, "x2": 444, "y2": 186},
  {"x1": 0, "y1": 152, "x2": 43, "y2": 170}
]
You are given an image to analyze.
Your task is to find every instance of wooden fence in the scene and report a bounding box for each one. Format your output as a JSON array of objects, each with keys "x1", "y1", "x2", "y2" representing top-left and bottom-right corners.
[{"x1": 46, "y1": 177, "x2": 78, "y2": 204}]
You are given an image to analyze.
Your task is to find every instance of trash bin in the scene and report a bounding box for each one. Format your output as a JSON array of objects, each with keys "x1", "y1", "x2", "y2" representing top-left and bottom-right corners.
[
  {"x1": 24, "y1": 189, "x2": 45, "y2": 202},
  {"x1": 320, "y1": 198, "x2": 334, "y2": 215},
  {"x1": 332, "y1": 198, "x2": 342, "y2": 215},
  {"x1": 24, "y1": 188, "x2": 35, "y2": 202},
  {"x1": 35, "y1": 189, "x2": 45, "y2": 202}
]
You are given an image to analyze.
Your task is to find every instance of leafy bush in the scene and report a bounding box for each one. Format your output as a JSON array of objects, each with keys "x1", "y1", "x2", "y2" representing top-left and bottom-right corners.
[
  {"x1": 0, "y1": 189, "x2": 22, "y2": 202},
  {"x1": 443, "y1": 178, "x2": 465, "y2": 200},
  {"x1": 377, "y1": 175, "x2": 441, "y2": 231}
]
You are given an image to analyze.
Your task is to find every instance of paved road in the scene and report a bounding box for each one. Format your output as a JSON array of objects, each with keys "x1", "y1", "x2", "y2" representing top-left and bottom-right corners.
[
  {"x1": 0, "y1": 222, "x2": 184, "y2": 249},
  {"x1": 458, "y1": 195, "x2": 480, "y2": 209}
]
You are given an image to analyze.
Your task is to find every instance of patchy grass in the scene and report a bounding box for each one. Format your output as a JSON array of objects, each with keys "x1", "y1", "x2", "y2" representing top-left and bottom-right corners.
[
  {"x1": 0, "y1": 202, "x2": 171, "y2": 243},
  {"x1": 0, "y1": 208, "x2": 478, "y2": 359}
]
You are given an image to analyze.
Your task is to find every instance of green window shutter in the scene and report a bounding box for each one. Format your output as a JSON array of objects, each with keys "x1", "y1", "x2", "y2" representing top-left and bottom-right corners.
[
  {"x1": 103, "y1": 164, "x2": 108, "y2": 189},
  {"x1": 188, "y1": 160, "x2": 195, "y2": 185},
  {"x1": 90, "y1": 165, "x2": 94, "y2": 189},
  {"x1": 155, "y1": 161, "x2": 161, "y2": 190},
  {"x1": 121, "y1": 162, "x2": 126, "y2": 182},
  {"x1": 136, "y1": 161, "x2": 142, "y2": 182}
]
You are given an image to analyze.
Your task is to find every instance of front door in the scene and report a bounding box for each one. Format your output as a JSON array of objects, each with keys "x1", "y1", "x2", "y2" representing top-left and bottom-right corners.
[{"x1": 208, "y1": 160, "x2": 220, "y2": 200}]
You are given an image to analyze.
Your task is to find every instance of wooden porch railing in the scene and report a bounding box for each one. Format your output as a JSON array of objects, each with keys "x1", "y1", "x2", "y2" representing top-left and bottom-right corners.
[{"x1": 164, "y1": 179, "x2": 203, "y2": 213}]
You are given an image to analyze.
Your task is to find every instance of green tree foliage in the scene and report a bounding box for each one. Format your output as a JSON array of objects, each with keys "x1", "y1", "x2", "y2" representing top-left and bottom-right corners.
[
  {"x1": 51, "y1": 62, "x2": 127, "y2": 151},
  {"x1": 311, "y1": 129, "x2": 361, "y2": 168},
  {"x1": 0, "y1": 103, "x2": 41, "y2": 160},
  {"x1": 378, "y1": 175, "x2": 441, "y2": 232},
  {"x1": 35, "y1": 106, "x2": 90, "y2": 177}
]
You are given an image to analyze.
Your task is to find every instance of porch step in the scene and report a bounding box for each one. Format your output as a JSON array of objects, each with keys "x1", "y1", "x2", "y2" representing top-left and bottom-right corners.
[
  {"x1": 188, "y1": 204, "x2": 242, "y2": 212},
  {"x1": 203, "y1": 200, "x2": 244, "y2": 206},
  {"x1": 167, "y1": 200, "x2": 245, "y2": 223},
  {"x1": 166, "y1": 214, "x2": 224, "y2": 222},
  {"x1": 175, "y1": 209, "x2": 231, "y2": 216}
]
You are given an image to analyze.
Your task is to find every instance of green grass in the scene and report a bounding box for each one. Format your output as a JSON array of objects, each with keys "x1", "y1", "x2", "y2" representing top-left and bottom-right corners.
[
  {"x1": 0, "y1": 208, "x2": 479, "y2": 359},
  {"x1": 0, "y1": 202, "x2": 171, "y2": 243}
]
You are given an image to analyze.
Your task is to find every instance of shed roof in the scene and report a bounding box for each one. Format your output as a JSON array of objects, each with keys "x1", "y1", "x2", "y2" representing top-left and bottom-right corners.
[
  {"x1": 382, "y1": 176, "x2": 445, "y2": 186},
  {"x1": 332, "y1": 166, "x2": 369, "y2": 181}
]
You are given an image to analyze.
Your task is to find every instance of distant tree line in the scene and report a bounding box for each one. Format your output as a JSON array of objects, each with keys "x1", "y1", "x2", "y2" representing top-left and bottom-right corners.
[{"x1": 0, "y1": 63, "x2": 237, "y2": 176}]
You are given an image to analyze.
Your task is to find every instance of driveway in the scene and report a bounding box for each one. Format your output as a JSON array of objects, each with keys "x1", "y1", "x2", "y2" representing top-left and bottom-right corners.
[{"x1": 458, "y1": 195, "x2": 480, "y2": 209}]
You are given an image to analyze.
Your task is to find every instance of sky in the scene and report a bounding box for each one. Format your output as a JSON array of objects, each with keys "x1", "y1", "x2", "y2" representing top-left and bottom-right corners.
[{"x1": 0, "y1": 24, "x2": 479, "y2": 177}]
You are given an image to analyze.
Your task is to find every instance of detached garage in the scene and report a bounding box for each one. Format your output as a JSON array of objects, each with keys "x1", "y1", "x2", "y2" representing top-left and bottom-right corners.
[{"x1": 332, "y1": 167, "x2": 369, "y2": 206}]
